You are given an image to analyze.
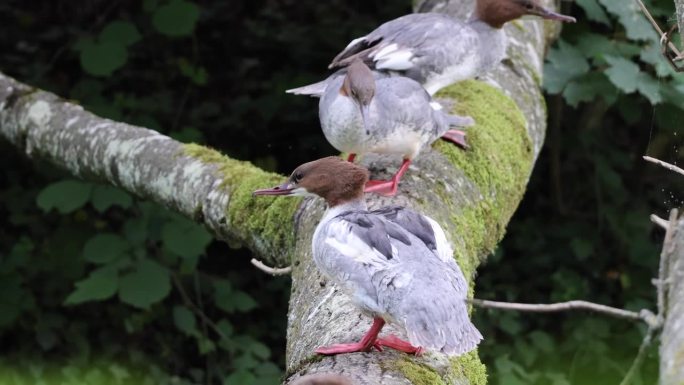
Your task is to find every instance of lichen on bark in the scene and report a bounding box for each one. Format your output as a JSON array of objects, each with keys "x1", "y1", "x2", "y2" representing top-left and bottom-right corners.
[{"x1": 182, "y1": 144, "x2": 301, "y2": 267}]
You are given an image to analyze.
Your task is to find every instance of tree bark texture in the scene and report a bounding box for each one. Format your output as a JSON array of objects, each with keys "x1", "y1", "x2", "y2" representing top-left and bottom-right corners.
[
  {"x1": 0, "y1": 0, "x2": 559, "y2": 383},
  {"x1": 676, "y1": 0, "x2": 684, "y2": 43},
  {"x1": 660, "y1": 217, "x2": 684, "y2": 385}
]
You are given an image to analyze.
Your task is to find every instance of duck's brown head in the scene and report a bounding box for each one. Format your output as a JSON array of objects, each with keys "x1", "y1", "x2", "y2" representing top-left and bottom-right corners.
[
  {"x1": 476, "y1": 0, "x2": 576, "y2": 29},
  {"x1": 253, "y1": 157, "x2": 369, "y2": 207}
]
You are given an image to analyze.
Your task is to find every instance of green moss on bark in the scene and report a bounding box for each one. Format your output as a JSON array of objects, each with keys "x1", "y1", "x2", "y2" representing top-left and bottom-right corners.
[
  {"x1": 182, "y1": 144, "x2": 300, "y2": 265},
  {"x1": 435, "y1": 80, "x2": 533, "y2": 269},
  {"x1": 450, "y1": 351, "x2": 488, "y2": 385},
  {"x1": 390, "y1": 350, "x2": 486, "y2": 385},
  {"x1": 395, "y1": 359, "x2": 447, "y2": 385}
]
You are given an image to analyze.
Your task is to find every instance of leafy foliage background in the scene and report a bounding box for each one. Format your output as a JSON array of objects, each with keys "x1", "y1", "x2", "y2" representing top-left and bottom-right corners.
[{"x1": 0, "y1": 0, "x2": 682, "y2": 384}]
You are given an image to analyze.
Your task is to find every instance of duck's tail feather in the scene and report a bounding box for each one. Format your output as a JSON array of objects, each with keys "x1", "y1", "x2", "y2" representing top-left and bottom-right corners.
[
  {"x1": 285, "y1": 80, "x2": 329, "y2": 97},
  {"x1": 445, "y1": 113, "x2": 475, "y2": 128},
  {"x1": 403, "y1": 295, "x2": 483, "y2": 356}
]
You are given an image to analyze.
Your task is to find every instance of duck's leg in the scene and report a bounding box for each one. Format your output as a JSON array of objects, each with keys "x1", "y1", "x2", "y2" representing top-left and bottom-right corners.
[
  {"x1": 347, "y1": 153, "x2": 356, "y2": 163},
  {"x1": 440, "y1": 113, "x2": 473, "y2": 149},
  {"x1": 440, "y1": 129, "x2": 468, "y2": 149},
  {"x1": 316, "y1": 318, "x2": 385, "y2": 355},
  {"x1": 363, "y1": 159, "x2": 411, "y2": 197},
  {"x1": 375, "y1": 334, "x2": 424, "y2": 355}
]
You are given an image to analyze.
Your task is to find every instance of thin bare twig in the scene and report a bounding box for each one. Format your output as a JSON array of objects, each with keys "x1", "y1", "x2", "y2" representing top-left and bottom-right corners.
[
  {"x1": 250, "y1": 258, "x2": 292, "y2": 276},
  {"x1": 469, "y1": 299, "x2": 658, "y2": 327},
  {"x1": 643, "y1": 156, "x2": 684, "y2": 177},
  {"x1": 634, "y1": 0, "x2": 682, "y2": 56},
  {"x1": 171, "y1": 273, "x2": 228, "y2": 340},
  {"x1": 618, "y1": 327, "x2": 656, "y2": 385},
  {"x1": 651, "y1": 214, "x2": 669, "y2": 230}
]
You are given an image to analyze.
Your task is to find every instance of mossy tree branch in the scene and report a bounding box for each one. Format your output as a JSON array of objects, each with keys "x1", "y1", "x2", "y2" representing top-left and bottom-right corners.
[
  {"x1": 0, "y1": 72, "x2": 299, "y2": 268},
  {"x1": 0, "y1": 0, "x2": 558, "y2": 383}
]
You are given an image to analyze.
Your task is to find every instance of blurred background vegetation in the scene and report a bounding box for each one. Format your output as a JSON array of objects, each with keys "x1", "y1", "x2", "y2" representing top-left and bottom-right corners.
[{"x1": 0, "y1": 0, "x2": 682, "y2": 384}]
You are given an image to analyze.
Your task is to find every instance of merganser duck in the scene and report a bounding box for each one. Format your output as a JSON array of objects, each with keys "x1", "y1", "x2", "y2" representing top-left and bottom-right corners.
[
  {"x1": 317, "y1": 59, "x2": 474, "y2": 197},
  {"x1": 253, "y1": 157, "x2": 482, "y2": 356},
  {"x1": 288, "y1": 0, "x2": 575, "y2": 96}
]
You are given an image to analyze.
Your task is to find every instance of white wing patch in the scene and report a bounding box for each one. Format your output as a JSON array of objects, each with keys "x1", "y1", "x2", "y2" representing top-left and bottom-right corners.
[
  {"x1": 423, "y1": 216, "x2": 454, "y2": 263},
  {"x1": 345, "y1": 36, "x2": 367, "y2": 50},
  {"x1": 324, "y1": 221, "x2": 393, "y2": 267},
  {"x1": 429, "y1": 101, "x2": 443, "y2": 111},
  {"x1": 371, "y1": 43, "x2": 414, "y2": 71}
]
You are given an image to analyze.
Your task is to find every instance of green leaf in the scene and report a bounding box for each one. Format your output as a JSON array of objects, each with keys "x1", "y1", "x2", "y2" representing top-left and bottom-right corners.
[
  {"x1": 123, "y1": 218, "x2": 148, "y2": 245},
  {"x1": 640, "y1": 42, "x2": 677, "y2": 77},
  {"x1": 80, "y1": 41, "x2": 128, "y2": 77},
  {"x1": 254, "y1": 362, "x2": 281, "y2": 377},
  {"x1": 143, "y1": 0, "x2": 159, "y2": 12},
  {"x1": 173, "y1": 305, "x2": 197, "y2": 335},
  {"x1": 598, "y1": 0, "x2": 656, "y2": 41},
  {"x1": 528, "y1": 331, "x2": 554, "y2": 353},
  {"x1": 498, "y1": 313, "x2": 522, "y2": 335},
  {"x1": 543, "y1": 40, "x2": 590, "y2": 93},
  {"x1": 83, "y1": 233, "x2": 129, "y2": 264},
  {"x1": 198, "y1": 337, "x2": 216, "y2": 354},
  {"x1": 546, "y1": 373, "x2": 572, "y2": 385},
  {"x1": 0, "y1": 277, "x2": 25, "y2": 327},
  {"x1": 37, "y1": 180, "x2": 93, "y2": 213},
  {"x1": 233, "y1": 291, "x2": 258, "y2": 312},
  {"x1": 224, "y1": 370, "x2": 256, "y2": 385},
  {"x1": 91, "y1": 185, "x2": 133, "y2": 212},
  {"x1": 152, "y1": 0, "x2": 200, "y2": 37},
  {"x1": 233, "y1": 354, "x2": 259, "y2": 370},
  {"x1": 65, "y1": 266, "x2": 119, "y2": 304},
  {"x1": 178, "y1": 58, "x2": 208, "y2": 85},
  {"x1": 118, "y1": 259, "x2": 170, "y2": 309},
  {"x1": 216, "y1": 319, "x2": 234, "y2": 339},
  {"x1": 570, "y1": 238, "x2": 593, "y2": 260},
  {"x1": 562, "y1": 73, "x2": 618, "y2": 107},
  {"x1": 514, "y1": 339, "x2": 536, "y2": 366},
  {"x1": 603, "y1": 55, "x2": 639, "y2": 93},
  {"x1": 636, "y1": 72, "x2": 662, "y2": 104},
  {"x1": 215, "y1": 281, "x2": 258, "y2": 313},
  {"x1": 162, "y1": 218, "x2": 212, "y2": 258},
  {"x1": 575, "y1": 0, "x2": 610, "y2": 25},
  {"x1": 100, "y1": 21, "x2": 141, "y2": 47},
  {"x1": 249, "y1": 341, "x2": 270, "y2": 359},
  {"x1": 575, "y1": 33, "x2": 640, "y2": 60}
]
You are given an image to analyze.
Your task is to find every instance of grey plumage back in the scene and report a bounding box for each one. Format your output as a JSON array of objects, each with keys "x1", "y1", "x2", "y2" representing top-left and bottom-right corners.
[{"x1": 373, "y1": 235, "x2": 483, "y2": 356}]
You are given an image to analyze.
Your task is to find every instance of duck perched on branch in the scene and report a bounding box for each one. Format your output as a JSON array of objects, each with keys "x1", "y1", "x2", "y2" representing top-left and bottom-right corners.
[{"x1": 254, "y1": 157, "x2": 482, "y2": 356}]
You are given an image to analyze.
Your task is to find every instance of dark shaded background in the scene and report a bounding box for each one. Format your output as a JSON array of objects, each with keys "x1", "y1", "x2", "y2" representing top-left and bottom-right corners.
[{"x1": 0, "y1": 0, "x2": 682, "y2": 384}]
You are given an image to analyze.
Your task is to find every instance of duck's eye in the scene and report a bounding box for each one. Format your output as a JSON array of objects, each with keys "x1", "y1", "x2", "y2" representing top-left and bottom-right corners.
[
  {"x1": 525, "y1": 2, "x2": 534, "y2": 9},
  {"x1": 293, "y1": 172, "x2": 304, "y2": 183}
]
